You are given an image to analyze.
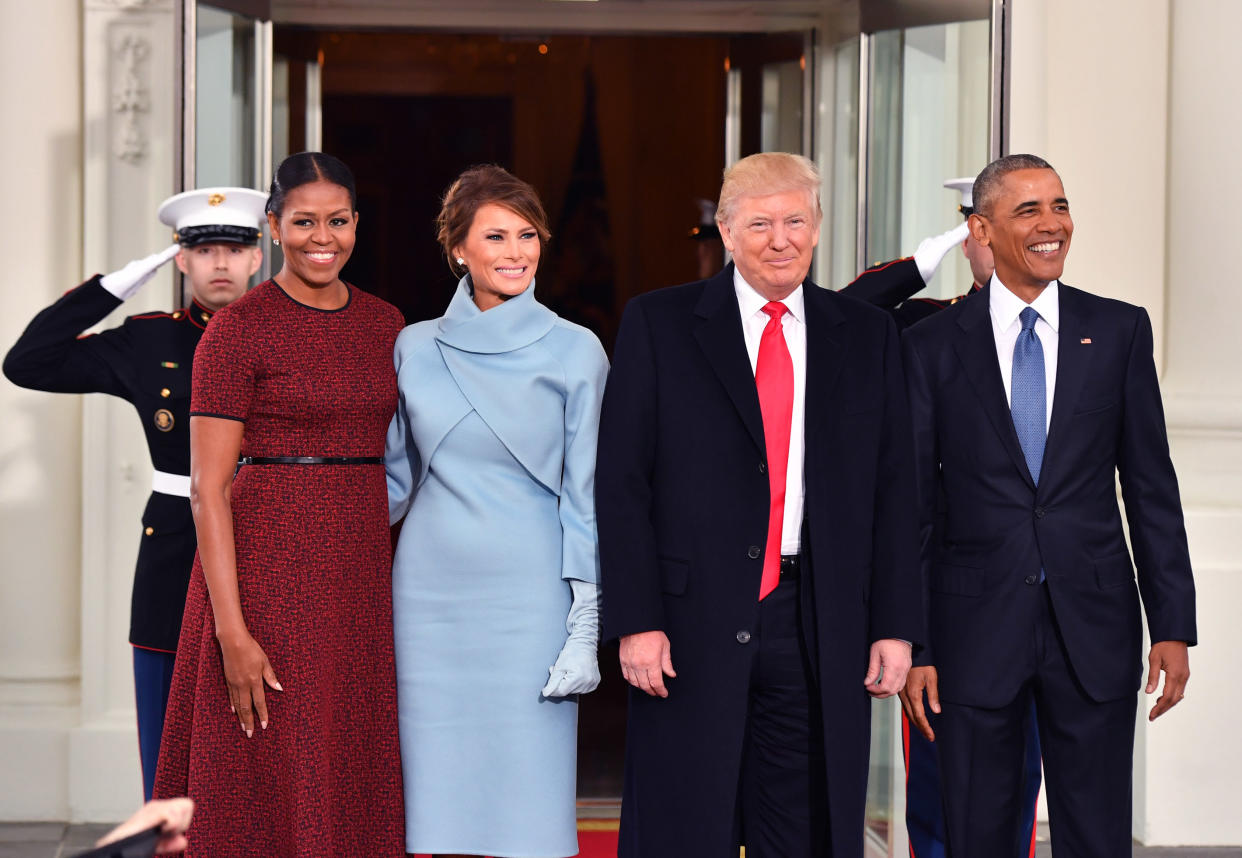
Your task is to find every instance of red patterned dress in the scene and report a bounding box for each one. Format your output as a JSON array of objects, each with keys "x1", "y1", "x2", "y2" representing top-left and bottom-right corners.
[{"x1": 154, "y1": 280, "x2": 406, "y2": 857}]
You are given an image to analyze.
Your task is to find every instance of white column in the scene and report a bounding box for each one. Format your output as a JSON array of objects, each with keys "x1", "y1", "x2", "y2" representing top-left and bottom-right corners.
[
  {"x1": 0, "y1": 0, "x2": 85, "y2": 823},
  {"x1": 72, "y1": 0, "x2": 179, "y2": 822},
  {"x1": 1149, "y1": 0, "x2": 1242, "y2": 845},
  {"x1": 1008, "y1": 0, "x2": 1241, "y2": 846}
]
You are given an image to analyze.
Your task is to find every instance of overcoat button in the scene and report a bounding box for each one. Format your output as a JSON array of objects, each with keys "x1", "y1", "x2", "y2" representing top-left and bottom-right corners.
[
  {"x1": 144, "y1": 526, "x2": 154, "y2": 536},
  {"x1": 1024, "y1": 575, "x2": 1037, "y2": 585},
  {"x1": 759, "y1": 462, "x2": 766, "y2": 474},
  {"x1": 736, "y1": 630, "x2": 751, "y2": 644},
  {"x1": 1034, "y1": 507, "x2": 1046, "y2": 519},
  {"x1": 747, "y1": 545, "x2": 761, "y2": 559}
]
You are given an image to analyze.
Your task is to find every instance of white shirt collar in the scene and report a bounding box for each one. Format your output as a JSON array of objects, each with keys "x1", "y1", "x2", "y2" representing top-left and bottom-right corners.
[
  {"x1": 733, "y1": 267, "x2": 806, "y2": 324},
  {"x1": 989, "y1": 274, "x2": 1060, "y2": 333}
]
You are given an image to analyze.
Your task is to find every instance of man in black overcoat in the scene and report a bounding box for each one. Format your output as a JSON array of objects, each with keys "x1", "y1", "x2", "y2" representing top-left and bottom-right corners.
[{"x1": 596, "y1": 152, "x2": 923, "y2": 857}]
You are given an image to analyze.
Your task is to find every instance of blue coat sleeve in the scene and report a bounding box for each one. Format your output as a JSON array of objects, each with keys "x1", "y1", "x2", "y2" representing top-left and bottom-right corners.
[
  {"x1": 384, "y1": 338, "x2": 422, "y2": 525},
  {"x1": 558, "y1": 333, "x2": 609, "y2": 584}
]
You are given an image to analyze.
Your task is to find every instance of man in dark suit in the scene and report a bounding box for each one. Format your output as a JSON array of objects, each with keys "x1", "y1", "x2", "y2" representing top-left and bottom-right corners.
[
  {"x1": 899, "y1": 154, "x2": 1196, "y2": 857},
  {"x1": 597, "y1": 152, "x2": 922, "y2": 857}
]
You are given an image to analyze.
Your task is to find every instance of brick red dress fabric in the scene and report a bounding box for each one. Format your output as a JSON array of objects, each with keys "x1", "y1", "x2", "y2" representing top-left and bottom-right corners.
[{"x1": 153, "y1": 281, "x2": 406, "y2": 857}]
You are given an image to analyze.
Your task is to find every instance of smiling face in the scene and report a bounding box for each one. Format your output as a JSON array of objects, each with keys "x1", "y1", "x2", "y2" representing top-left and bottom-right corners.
[
  {"x1": 718, "y1": 189, "x2": 819, "y2": 301},
  {"x1": 970, "y1": 167, "x2": 1073, "y2": 300},
  {"x1": 176, "y1": 242, "x2": 261, "y2": 311},
  {"x1": 267, "y1": 180, "x2": 357, "y2": 294},
  {"x1": 454, "y1": 202, "x2": 541, "y2": 311}
]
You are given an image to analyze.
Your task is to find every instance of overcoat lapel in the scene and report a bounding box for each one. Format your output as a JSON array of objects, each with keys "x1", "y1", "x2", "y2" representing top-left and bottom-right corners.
[
  {"x1": 952, "y1": 284, "x2": 1037, "y2": 492},
  {"x1": 802, "y1": 281, "x2": 847, "y2": 438},
  {"x1": 1041, "y1": 283, "x2": 1094, "y2": 490},
  {"x1": 693, "y1": 266, "x2": 766, "y2": 454}
]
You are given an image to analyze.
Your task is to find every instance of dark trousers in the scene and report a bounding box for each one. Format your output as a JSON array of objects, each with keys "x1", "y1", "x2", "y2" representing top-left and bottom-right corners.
[
  {"x1": 935, "y1": 585, "x2": 1136, "y2": 858},
  {"x1": 903, "y1": 700, "x2": 1042, "y2": 858},
  {"x1": 736, "y1": 577, "x2": 828, "y2": 857},
  {"x1": 133, "y1": 646, "x2": 176, "y2": 800}
]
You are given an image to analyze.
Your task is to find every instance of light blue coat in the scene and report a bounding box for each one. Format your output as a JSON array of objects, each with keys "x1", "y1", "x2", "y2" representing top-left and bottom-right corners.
[{"x1": 385, "y1": 276, "x2": 608, "y2": 857}]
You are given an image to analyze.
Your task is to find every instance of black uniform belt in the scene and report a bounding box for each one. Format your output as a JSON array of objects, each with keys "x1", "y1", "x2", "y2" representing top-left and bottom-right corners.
[
  {"x1": 780, "y1": 554, "x2": 801, "y2": 580},
  {"x1": 237, "y1": 456, "x2": 383, "y2": 466}
]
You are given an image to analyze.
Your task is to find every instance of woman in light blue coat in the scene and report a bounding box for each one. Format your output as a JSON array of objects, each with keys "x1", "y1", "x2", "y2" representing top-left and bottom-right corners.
[{"x1": 385, "y1": 165, "x2": 608, "y2": 858}]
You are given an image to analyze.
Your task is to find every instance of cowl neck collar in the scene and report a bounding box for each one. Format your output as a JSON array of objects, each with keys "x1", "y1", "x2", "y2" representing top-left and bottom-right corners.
[{"x1": 436, "y1": 274, "x2": 556, "y2": 354}]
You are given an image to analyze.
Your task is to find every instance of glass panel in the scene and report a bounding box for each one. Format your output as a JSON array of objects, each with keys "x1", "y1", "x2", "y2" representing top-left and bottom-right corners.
[
  {"x1": 815, "y1": 35, "x2": 860, "y2": 289},
  {"x1": 865, "y1": 19, "x2": 991, "y2": 297},
  {"x1": 760, "y1": 59, "x2": 803, "y2": 154},
  {"x1": 195, "y1": 4, "x2": 257, "y2": 187}
]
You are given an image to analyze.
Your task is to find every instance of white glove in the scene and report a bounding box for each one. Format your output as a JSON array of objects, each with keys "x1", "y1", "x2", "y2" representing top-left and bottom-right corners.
[
  {"x1": 100, "y1": 242, "x2": 182, "y2": 301},
  {"x1": 912, "y1": 221, "x2": 970, "y2": 285},
  {"x1": 541, "y1": 578, "x2": 601, "y2": 698}
]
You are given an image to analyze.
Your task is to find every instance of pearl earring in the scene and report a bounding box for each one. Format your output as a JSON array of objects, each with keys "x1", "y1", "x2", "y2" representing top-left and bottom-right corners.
[
  {"x1": 273, "y1": 238, "x2": 280, "y2": 246},
  {"x1": 456, "y1": 257, "x2": 465, "y2": 266}
]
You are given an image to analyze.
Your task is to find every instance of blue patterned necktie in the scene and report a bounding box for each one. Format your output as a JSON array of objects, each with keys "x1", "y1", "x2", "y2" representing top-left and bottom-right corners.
[{"x1": 1011, "y1": 306, "x2": 1046, "y2": 485}]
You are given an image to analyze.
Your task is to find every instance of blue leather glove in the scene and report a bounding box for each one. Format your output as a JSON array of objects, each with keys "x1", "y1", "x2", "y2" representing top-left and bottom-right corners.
[{"x1": 541, "y1": 578, "x2": 601, "y2": 698}]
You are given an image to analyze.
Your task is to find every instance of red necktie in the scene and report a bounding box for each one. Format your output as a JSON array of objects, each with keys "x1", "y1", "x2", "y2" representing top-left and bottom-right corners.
[{"x1": 755, "y1": 301, "x2": 793, "y2": 600}]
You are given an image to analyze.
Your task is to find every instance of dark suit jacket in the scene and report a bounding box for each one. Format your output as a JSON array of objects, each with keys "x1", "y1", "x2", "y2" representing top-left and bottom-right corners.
[
  {"x1": 902, "y1": 282, "x2": 1196, "y2": 708},
  {"x1": 596, "y1": 264, "x2": 922, "y2": 858}
]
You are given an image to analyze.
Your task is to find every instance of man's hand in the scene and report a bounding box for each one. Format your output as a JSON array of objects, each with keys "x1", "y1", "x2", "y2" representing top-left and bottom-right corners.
[
  {"x1": 96, "y1": 797, "x2": 194, "y2": 855},
  {"x1": 899, "y1": 666, "x2": 940, "y2": 741},
  {"x1": 619, "y1": 630, "x2": 676, "y2": 698},
  {"x1": 1146, "y1": 640, "x2": 1190, "y2": 721},
  {"x1": 864, "y1": 638, "x2": 911, "y2": 699}
]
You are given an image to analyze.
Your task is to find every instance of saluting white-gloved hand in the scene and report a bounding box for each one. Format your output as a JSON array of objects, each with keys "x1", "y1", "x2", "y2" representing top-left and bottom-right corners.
[
  {"x1": 541, "y1": 578, "x2": 601, "y2": 698},
  {"x1": 100, "y1": 242, "x2": 182, "y2": 301},
  {"x1": 912, "y1": 221, "x2": 970, "y2": 285}
]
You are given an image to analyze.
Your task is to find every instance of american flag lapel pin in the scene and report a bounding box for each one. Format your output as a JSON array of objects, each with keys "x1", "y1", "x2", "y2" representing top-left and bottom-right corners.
[{"x1": 1080, "y1": 337, "x2": 1092, "y2": 344}]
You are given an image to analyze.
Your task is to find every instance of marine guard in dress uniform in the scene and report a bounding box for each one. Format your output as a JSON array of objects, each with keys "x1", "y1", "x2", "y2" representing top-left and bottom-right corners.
[
  {"x1": 2, "y1": 187, "x2": 266, "y2": 799},
  {"x1": 838, "y1": 192, "x2": 972, "y2": 326}
]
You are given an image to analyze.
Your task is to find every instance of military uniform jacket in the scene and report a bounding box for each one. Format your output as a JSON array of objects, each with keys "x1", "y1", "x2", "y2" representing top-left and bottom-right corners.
[
  {"x1": 842, "y1": 256, "x2": 981, "y2": 330},
  {"x1": 3, "y1": 276, "x2": 213, "y2": 651}
]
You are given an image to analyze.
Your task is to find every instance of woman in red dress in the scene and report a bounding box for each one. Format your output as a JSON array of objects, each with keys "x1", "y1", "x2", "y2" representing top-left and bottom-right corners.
[{"x1": 154, "y1": 152, "x2": 405, "y2": 856}]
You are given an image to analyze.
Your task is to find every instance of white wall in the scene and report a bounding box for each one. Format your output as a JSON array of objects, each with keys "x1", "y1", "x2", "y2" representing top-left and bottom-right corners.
[
  {"x1": 0, "y1": 0, "x2": 178, "y2": 823},
  {"x1": 0, "y1": 0, "x2": 84, "y2": 822},
  {"x1": 1010, "y1": 0, "x2": 1242, "y2": 846}
]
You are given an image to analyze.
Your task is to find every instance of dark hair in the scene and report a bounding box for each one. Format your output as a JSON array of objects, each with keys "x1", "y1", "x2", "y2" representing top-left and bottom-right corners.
[
  {"x1": 266, "y1": 151, "x2": 358, "y2": 217},
  {"x1": 436, "y1": 165, "x2": 551, "y2": 277},
  {"x1": 972, "y1": 154, "x2": 1055, "y2": 218}
]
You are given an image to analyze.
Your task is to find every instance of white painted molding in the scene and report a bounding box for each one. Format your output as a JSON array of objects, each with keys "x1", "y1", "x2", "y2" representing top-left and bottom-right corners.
[{"x1": 112, "y1": 34, "x2": 151, "y2": 164}]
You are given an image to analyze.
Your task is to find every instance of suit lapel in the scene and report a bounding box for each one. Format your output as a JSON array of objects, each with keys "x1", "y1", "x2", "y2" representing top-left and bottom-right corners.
[
  {"x1": 952, "y1": 284, "x2": 1037, "y2": 492},
  {"x1": 803, "y1": 282, "x2": 847, "y2": 439},
  {"x1": 1042, "y1": 283, "x2": 1095, "y2": 488},
  {"x1": 693, "y1": 266, "x2": 766, "y2": 453}
]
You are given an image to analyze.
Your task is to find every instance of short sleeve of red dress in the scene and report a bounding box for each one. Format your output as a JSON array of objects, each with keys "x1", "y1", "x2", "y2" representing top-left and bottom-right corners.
[{"x1": 189, "y1": 303, "x2": 256, "y2": 422}]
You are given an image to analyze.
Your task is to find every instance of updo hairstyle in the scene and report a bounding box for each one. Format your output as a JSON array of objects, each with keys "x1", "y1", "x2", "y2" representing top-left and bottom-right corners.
[{"x1": 436, "y1": 165, "x2": 551, "y2": 277}]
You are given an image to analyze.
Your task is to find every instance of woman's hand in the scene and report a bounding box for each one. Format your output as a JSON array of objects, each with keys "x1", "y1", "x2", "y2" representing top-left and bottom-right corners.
[{"x1": 216, "y1": 627, "x2": 282, "y2": 737}]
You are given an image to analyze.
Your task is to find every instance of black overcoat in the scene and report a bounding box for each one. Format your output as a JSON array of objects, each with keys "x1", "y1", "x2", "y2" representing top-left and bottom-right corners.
[{"x1": 596, "y1": 265, "x2": 923, "y2": 857}]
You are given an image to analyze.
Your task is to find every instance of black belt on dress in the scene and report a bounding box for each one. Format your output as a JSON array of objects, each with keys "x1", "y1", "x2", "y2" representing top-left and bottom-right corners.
[
  {"x1": 237, "y1": 456, "x2": 383, "y2": 466},
  {"x1": 780, "y1": 554, "x2": 801, "y2": 580}
]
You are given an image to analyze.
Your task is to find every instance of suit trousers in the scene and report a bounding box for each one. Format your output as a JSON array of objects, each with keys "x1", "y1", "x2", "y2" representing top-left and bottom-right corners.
[
  {"x1": 935, "y1": 584, "x2": 1136, "y2": 858},
  {"x1": 736, "y1": 577, "x2": 829, "y2": 857}
]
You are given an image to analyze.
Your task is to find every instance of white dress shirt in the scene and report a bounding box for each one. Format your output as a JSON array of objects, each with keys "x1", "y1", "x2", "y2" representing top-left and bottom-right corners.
[
  {"x1": 989, "y1": 276, "x2": 1060, "y2": 431},
  {"x1": 734, "y1": 270, "x2": 806, "y2": 555}
]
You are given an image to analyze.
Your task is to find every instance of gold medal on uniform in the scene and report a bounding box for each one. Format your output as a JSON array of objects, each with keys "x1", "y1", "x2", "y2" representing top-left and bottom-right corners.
[{"x1": 153, "y1": 408, "x2": 175, "y2": 432}]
